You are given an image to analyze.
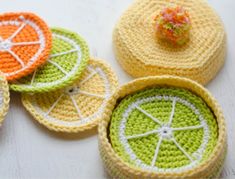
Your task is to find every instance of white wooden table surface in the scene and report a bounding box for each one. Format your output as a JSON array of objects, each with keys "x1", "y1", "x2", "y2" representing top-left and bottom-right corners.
[{"x1": 0, "y1": 0, "x2": 234, "y2": 178}]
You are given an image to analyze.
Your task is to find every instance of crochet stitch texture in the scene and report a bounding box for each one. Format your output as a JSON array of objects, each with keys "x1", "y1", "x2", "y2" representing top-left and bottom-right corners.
[
  {"x1": 110, "y1": 88, "x2": 218, "y2": 172},
  {"x1": 98, "y1": 76, "x2": 227, "y2": 179},
  {"x1": 22, "y1": 59, "x2": 118, "y2": 133},
  {"x1": 113, "y1": 0, "x2": 226, "y2": 85},
  {"x1": 0, "y1": 12, "x2": 52, "y2": 81},
  {"x1": 0, "y1": 73, "x2": 9, "y2": 125},
  {"x1": 10, "y1": 28, "x2": 89, "y2": 93}
]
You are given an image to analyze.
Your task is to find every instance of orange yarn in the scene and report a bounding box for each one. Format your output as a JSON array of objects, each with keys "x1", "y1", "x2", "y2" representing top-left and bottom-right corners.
[{"x1": 0, "y1": 12, "x2": 52, "y2": 81}]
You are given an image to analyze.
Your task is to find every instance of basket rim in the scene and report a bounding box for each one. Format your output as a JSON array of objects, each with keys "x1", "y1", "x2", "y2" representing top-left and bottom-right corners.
[{"x1": 98, "y1": 75, "x2": 227, "y2": 178}]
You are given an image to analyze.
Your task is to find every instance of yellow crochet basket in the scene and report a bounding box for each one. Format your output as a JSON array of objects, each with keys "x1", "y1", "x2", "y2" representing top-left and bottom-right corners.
[
  {"x1": 113, "y1": 0, "x2": 226, "y2": 85},
  {"x1": 98, "y1": 76, "x2": 227, "y2": 179}
]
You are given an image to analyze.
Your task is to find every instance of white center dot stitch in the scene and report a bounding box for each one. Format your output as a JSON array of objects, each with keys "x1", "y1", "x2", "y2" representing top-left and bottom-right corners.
[
  {"x1": 158, "y1": 125, "x2": 173, "y2": 139},
  {"x1": 0, "y1": 40, "x2": 12, "y2": 51}
]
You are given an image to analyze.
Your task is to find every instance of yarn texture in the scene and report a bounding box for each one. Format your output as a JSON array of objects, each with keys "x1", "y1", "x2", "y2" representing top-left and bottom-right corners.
[
  {"x1": 113, "y1": 0, "x2": 226, "y2": 85},
  {"x1": 0, "y1": 12, "x2": 52, "y2": 81},
  {"x1": 110, "y1": 88, "x2": 217, "y2": 172},
  {"x1": 0, "y1": 73, "x2": 9, "y2": 125},
  {"x1": 22, "y1": 59, "x2": 118, "y2": 133},
  {"x1": 10, "y1": 28, "x2": 89, "y2": 93},
  {"x1": 98, "y1": 76, "x2": 227, "y2": 179}
]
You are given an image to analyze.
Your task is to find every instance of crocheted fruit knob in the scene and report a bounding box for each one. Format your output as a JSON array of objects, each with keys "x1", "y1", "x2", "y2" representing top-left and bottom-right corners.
[{"x1": 155, "y1": 6, "x2": 191, "y2": 46}]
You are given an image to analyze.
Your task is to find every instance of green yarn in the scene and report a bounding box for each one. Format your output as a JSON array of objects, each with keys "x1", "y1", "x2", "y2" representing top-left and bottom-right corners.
[
  {"x1": 10, "y1": 27, "x2": 89, "y2": 93},
  {"x1": 110, "y1": 87, "x2": 218, "y2": 171}
]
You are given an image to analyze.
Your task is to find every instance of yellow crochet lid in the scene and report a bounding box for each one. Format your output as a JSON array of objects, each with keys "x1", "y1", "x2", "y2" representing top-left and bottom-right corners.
[
  {"x1": 98, "y1": 76, "x2": 227, "y2": 179},
  {"x1": 22, "y1": 58, "x2": 118, "y2": 133},
  {"x1": 0, "y1": 73, "x2": 9, "y2": 125},
  {"x1": 113, "y1": 0, "x2": 226, "y2": 85}
]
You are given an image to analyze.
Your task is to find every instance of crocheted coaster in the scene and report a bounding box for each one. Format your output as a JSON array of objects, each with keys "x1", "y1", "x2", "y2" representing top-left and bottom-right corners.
[
  {"x1": 10, "y1": 28, "x2": 89, "y2": 93},
  {"x1": 22, "y1": 59, "x2": 118, "y2": 133},
  {"x1": 0, "y1": 73, "x2": 10, "y2": 125},
  {"x1": 98, "y1": 76, "x2": 227, "y2": 179},
  {"x1": 113, "y1": 0, "x2": 226, "y2": 85},
  {"x1": 0, "y1": 12, "x2": 52, "y2": 81}
]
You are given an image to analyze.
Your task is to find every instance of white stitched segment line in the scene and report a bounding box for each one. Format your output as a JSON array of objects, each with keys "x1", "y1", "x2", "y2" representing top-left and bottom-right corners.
[
  {"x1": 78, "y1": 90, "x2": 104, "y2": 99},
  {"x1": 69, "y1": 95, "x2": 83, "y2": 118},
  {"x1": 126, "y1": 129, "x2": 159, "y2": 140},
  {"x1": 44, "y1": 94, "x2": 64, "y2": 116},
  {"x1": 47, "y1": 60, "x2": 68, "y2": 75},
  {"x1": 7, "y1": 50, "x2": 25, "y2": 67},
  {"x1": 172, "y1": 125, "x2": 204, "y2": 131},
  {"x1": 168, "y1": 98, "x2": 176, "y2": 126},
  {"x1": 50, "y1": 49, "x2": 79, "y2": 58},
  {"x1": 151, "y1": 136, "x2": 163, "y2": 167},
  {"x1": 30, "y1": 69, "x2": 37, "y2": 85},
  {"x1": 79, "y1": 71, "x2": 98, "y2": 85},
  {"x1": 7, "y1": 23, "x2": 26, "y2": 41},
  {"x1": 136, "y1": 106, "x2": 163, "y2": 125},
  {"x1": 172, "y1": 137, "x2": 193, "y2": 162},
  {"x1": 12, "y1": 41, "x2": 41, "y2": 46}
]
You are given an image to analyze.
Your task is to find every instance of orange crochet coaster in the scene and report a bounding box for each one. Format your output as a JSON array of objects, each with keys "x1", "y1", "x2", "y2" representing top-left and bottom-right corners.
[{"x1": 0, "y1": 12, "x2": 52, "y2": 81}]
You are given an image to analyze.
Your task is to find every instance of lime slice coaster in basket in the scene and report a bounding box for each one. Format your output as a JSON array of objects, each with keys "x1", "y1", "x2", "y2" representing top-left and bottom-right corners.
[
  {"x1": 22, "y1": 59, "x2": 118, "y2": 133},
  {"x1": 10, "y1": 28, "x2": 89, "y2": 93},
  {"x1": 0, "y1": 73, "x2": 9, "y2": 125},
  {"x1": 110, "y1": 88, "x2": 218, "y2": 172}
]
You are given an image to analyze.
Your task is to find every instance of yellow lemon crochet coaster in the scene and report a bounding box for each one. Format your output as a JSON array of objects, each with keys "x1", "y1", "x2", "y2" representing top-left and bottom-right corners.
[
  {"x1": 98, "y1": 76, "x2": 227, "y2": 179},
  {"x1": 0, "y1": 73, "x2": 10, "y2": 125},
  {"x1": 22, "y1": 58, "x2": 118, "y2": 133},
  {"x1": 113, "y1": 0, "x2": 226, "y2": 85},
  {"x1": 10, "y1": 27, "x2": 89, "y2": 93}
]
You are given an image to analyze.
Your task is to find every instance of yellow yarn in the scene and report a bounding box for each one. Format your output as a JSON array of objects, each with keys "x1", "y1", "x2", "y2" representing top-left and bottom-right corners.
[
  {"x1": 0, "y1": 73, "x2": 9, "y2": 125},
  {"x1": 113, "y1": 0, "x2": 226, "y2": 85},
  {"x1": 98, "y1": 76, "x2": 227, "y2": 178},
  {"x1": 22, "y1": 58, "x2": 118, "y2": 133}
]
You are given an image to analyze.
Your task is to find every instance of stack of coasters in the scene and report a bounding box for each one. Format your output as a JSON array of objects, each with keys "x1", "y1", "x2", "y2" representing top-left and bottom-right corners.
[
  {"x1": 113, "y1": 0, "x2": 226, "y2": 85},
  {"x1": 98, "y1": 76, "x2": 227, "y2": 178},
  {"x1": 10, "y1": 28, "x2": 89, "y2": 93},
  {"x1": 21, "y1": 59, "x2": 118, "y2": 133},
  {"x1": 0, "y1": 12, "x2": 118, "y2": 133},
  {"x1": 0, "y1": 12, "x2": 53, "y2": 125}
]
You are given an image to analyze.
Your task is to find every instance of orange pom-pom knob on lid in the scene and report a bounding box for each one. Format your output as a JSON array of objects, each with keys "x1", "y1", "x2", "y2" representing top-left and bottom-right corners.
[
  {"x1": 155, "y1": 6, "x2": 191, "y2": 45},
  {"x1": 0, "y1": 12, "x2": 52, "y2": 81}
]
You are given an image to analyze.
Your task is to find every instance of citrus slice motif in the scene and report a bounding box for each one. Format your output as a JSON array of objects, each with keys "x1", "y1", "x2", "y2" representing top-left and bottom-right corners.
[
  {"x1": 10, "y1": 28, "x2": 89, "y2": 92},
  {"x1": 0, "y1": 73, "x2": 10, "y2": 125},
  {"x1": 110, "y1": 88, "x2": 218, "y2": 172},
  {"x1": 0, "y1": 12, "x2": 52, "y2": 81},
  {"x1": 22, "y1": 59, "x2": 118, "y2": 132}
]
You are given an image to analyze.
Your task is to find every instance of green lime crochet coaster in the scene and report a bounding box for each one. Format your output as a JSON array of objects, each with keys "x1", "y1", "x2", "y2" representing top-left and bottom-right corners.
[
  {"x1": 110, "y1": 87, "x2": 218, "y2": 172},
  {"x1": 10, "y1": 27, "x2": 89, "y2": 93}
]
